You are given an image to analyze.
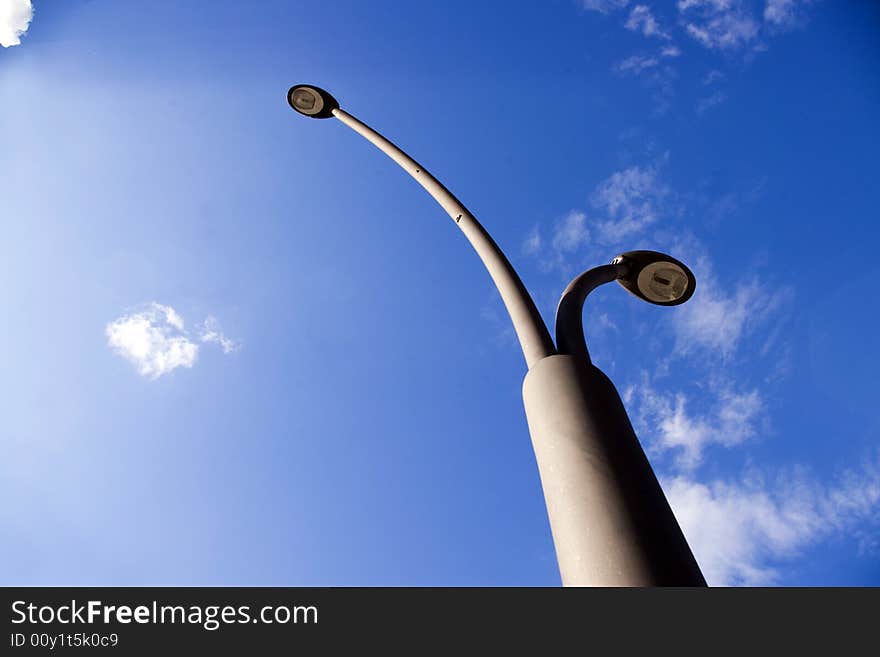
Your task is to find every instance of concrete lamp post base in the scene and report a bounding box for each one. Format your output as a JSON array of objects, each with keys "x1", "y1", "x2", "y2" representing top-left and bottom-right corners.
[{"x1": 523, "y1": 355, "x2": 706, "y2": 586}]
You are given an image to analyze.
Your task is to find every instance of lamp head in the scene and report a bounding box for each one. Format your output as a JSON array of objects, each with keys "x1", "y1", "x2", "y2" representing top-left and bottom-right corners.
[
  {"x1": 612, "y1": 250, "x2": 696, "y2": 306},
  {"x1": 287, "y1": 84, "x2": 339, "y2": 119}
]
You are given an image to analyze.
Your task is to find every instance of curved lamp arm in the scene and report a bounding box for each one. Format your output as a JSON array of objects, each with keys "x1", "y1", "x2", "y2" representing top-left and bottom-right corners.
[
  {"x1": 331, "y1": 108, "x2": 555, "y2": 370},
  {"x1": 555, "y1": 262, "x2": 629, "y2": 364}
]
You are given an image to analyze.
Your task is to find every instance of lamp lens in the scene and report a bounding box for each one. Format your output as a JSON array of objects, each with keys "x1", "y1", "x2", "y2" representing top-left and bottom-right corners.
[
  {"x1": 637, "y1": 262, "x2": 689, "y2": 302},
  {"x1": 292, "y1": 88, "x2": 323, "y2": 114}
]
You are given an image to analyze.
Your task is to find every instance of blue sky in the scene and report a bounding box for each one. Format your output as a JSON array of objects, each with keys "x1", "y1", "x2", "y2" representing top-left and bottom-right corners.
[{"x1": 1, "y1": 0, "x2": 878, "y2": 586}]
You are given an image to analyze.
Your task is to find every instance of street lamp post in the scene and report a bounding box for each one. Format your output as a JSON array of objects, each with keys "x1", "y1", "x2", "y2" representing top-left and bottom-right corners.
[{"x1": 287, "y1": 84, "x2": 706, "y2": 586}]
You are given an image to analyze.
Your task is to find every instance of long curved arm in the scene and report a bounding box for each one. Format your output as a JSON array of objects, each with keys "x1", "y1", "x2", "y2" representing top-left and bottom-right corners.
[
  {"x1": 555, "y1": 262, "x2": 629, "y2": 364},
  {"x1": 331, "y1": 108, "x2": 555, "y2": 370}
]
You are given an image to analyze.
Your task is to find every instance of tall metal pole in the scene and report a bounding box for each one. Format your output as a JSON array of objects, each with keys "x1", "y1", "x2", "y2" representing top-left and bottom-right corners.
[
  {"x1": 331, "y1": 108, "x2": 555, "y2": 369},
  {"x1": 291, "y1": 87, "x2": 705, "y2": 586}
]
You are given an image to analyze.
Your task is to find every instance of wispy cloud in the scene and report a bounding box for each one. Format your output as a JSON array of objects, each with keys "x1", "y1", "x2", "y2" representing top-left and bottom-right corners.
[
  {"x1": 106, "y1": 303, "x2": 238, "y2": 380},
  {"x1": 582, "y1": 0, "x2": 630, "y2": 14},
  {"x1": 523, "y1": 161, "x2": 672, "y2": 271},
  {"x1": 696, "y1": 90, "x2": 727, "y2": 114},
  {"x1": 588, "y1": 0, "x2": 817, "y2": 120},
  {"x1": 673, "y1": 278, "x2": 764, "y2": 358},
  {"x1": 625, "y1": 4, "x2": 671, "y2": 39},
  {"x1": 585, "y1": 0, "x2": 816, "y2": 61},
  {"x1": 630, "y1": 380, "x2": 763, "y2": 469},
  {"x1": 669, "y1": 254, "x2": 789, "y2": 360},
  {"x1": 666, "y1": 458, "x2": 880, "y2": 585},
  {"x1": 522, "y1": 226, "x2": 542, "y2": 257},
  {"x1": 551, "y1": 211, "x2": 590, "y2": 254},
  {"x1": 199, "y1": 316, "x2": 240, "y2": 354},
  {"x1": 764, "y1": 0, "x2": 815, "y2": 29},
  {"x1": 702, "y1": 69, "x2": 724, "y2": 85},
  {"x1": 522, "y1": 211, "x2": 590, "y2": 273},
  {"x1": 680, "y1": 2, "x2": 762, "y2": 51},
  {"x1": 612, "y1": 60, "x2": 680, "y2": 115},
  {"x1": 648, "y1": 66, "x2": 679, "y2": 115},
  {"x1": 0, "y1": 0, "x2": 33, "y2": 47},
  {"x1": 694, "y1": 175, "x2": 766, "y2": 228},
  {"x1": 591, "y1": 162, "x2": 671, "y2": 243},
  {"x1": 615, "y1": 54, "x2": 660, "y2": 75},
  {"x1": 677, "y1": 0, "x2": 736, "y2": 8}
]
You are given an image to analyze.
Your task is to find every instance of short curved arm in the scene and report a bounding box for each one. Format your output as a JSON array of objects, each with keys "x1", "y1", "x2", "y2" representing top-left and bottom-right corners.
[
  {"x1": 555, "y1": 263, "x2": 629, "y2": 364},
  {"x1": 332, "y1": 108, "x2": 555, "y2": 369}
]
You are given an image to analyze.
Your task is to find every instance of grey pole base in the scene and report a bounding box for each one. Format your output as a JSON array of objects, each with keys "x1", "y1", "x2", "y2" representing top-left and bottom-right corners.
[{"x1": 523, "y1": 355, "x2": 706, "y2": 586}]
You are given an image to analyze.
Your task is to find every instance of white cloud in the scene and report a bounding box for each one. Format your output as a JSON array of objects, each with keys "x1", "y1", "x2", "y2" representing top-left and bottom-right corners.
[
  {"x1": 106, "y1": 303, "x2": 238, "y2": 379},
  {"x1": 613, "y1": 56, "x2": 679, "y2": 112},
  {"x1": 591, "y1": 163, "x2": 670, "y2": 243},
  {"x1": 584, "y1": 0, "x2": 814, "y2": 59},
  {"x1": 673, "y1": 278, "x2": 753, "y2": 356},
  {"x1": 162, "y1": 305, "x2": 185, "y2": 331},
  {"x1": 625, "y1": 5, "x2": 670, "y2": 39},
  {"x1": 702, "y1": 69, "x2": 724, "y2": 85},
  {"x1": 670, "y1": 256, "x2": 787, "y2": 360},
  {"x1": 0, "y1": 0, "x2": 32, "y2": 47},
  {"x1": 199, "y1": 316, "x2": 239, "y2": 354},
  {"x1": 551, "y1": 211, "x2": 590, "y2": 253},
  {"x1": 666, "y1": 459, "x2": 880, "y2": 585},
  {"x1": 106, "y1": 304, "x2": 199, "y2": 380},
  {"x1": 678, "y1": 0, "x2": 761, "y2": 51},
  {"x1": 648, "y1": 66, "x2": 679, "y2": 116},
  {"x1": 684, "y1": 13, "x2": 760, "y2": 50},
  {"x1": 667, "y1": 474, "x2": 816, "y2": 585},
  {"x1": 614, "y1": 54, "x2": 659, "y2": 75},
  {"x1": 522, "y1": 226, "x2": 542, "y2": 256},
  {"x1": 582, "y1": 0, "x2": 630, "y2": 14},
  {"x1": 696, "y1": 90, "x2": 727, "y2": 114},
  {"x1": 764, "y1": 0, "x2": 813, "y2": 28},
  {"x1": 523, "y1": 211, "x2": 591, "y2": 273},
  {"x1": 523, "y1": 162, "x2": 672, "y2": 270},
  {"x1": 632, "y1": 382, "x2": 762, "y2": 469},
  {"x1": 677, "y1": 0, "x2": 735, "y2": 10},
  {"x1": 674, "y1": 0, "x2": 815, "y2": 51}
]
